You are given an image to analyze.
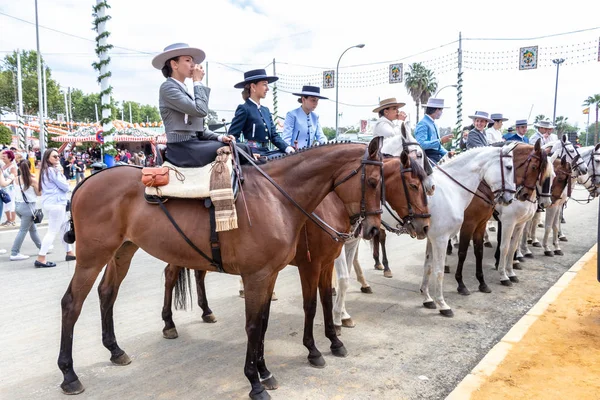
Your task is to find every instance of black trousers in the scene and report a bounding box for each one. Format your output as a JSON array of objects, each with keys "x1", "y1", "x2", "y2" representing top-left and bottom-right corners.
[{"x1": 165, "y1": 138, "x2": 252, "y2": 168}]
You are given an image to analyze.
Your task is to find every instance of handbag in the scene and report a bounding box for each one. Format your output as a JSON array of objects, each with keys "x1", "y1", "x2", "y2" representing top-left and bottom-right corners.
[
  {"x1": 18, "y1": 176, "x2": 44, "y2": 224},
  {"x1": 0, "y1": 188, "x2": 10, "y2": 204}
]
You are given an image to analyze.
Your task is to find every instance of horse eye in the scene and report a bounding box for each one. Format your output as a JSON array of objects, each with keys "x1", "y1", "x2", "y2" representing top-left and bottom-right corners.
[
  {"x1": 506, "y1": 165, "x2": 513, "y2": 171},
  {"x1": 409, "y1": 183, "x2": 419, "y2": 190},
  {"x1": 367, "y1": 177, "x2": 378, "y2": 188}
]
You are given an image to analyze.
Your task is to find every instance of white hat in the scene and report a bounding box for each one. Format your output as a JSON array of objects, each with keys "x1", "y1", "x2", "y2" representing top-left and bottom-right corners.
[
  {"x1": 152, "y1": 43, "x2": 206, "y2": 70},
  {"x1": 468, "y1": 111, "x2": 494, "y2": 123},
  {"x1": 490, "y1": 113, "x2": 509, "y2": 122},
  {"x1": 534, "y1": 120, "x2": 556, "y2": 129},
  {"x1": 421, "y1": 98, "x2": 449, "y2": 108},
  {"x1": 372, "y1": 97, "x2": 406, "y2": 113}
]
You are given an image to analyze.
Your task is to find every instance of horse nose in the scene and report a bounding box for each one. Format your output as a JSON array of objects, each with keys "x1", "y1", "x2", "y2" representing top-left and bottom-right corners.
[
  {"x1": 423, "y1": 225, "x2": 429, "y2": 235},
  {"x1": 367, "y1": 226, "x2": 380, "y2": 240}
]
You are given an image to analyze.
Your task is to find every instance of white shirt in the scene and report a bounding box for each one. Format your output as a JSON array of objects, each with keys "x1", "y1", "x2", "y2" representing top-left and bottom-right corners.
[
  {"x1": 485, "y1": 127, "x2": 504, "y2": 144},
  {"x1": 373, "y1": 117, "x2": 402, "y2": 139},
  {"x1": 248, "y1": 98, "x2": 261, "y2": 109}
]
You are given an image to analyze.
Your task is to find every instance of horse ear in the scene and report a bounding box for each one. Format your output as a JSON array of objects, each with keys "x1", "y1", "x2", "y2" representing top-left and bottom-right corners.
[
  {"x1": 368, "y1": 136, "x2": 381, "y2": 159},
  {"x1": 534, "y1": 138, "x2": 541, "y2": 151},
  {"x1": 562, "y1": 134, "x2": 567, "y2": 143},
  {"x1": 595, "y1": 143, "x2": 600, "y2": 151},
  {"x1": 400, "y1": 150, "x2": 409, "y2": 166}
]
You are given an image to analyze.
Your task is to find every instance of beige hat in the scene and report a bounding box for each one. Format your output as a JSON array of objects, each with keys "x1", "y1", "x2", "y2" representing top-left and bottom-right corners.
[
  {"x1": 152, "y1": 43, "x2": 206, "y2": 70},
  {"x1": 373, "y1": 98, "x2": 406, "y2": 113}
]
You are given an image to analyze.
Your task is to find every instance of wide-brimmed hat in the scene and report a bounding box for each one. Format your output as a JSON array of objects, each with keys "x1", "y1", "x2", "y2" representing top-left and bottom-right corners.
[
  {"x1": 234, "y1": 69, "x2": 279, "y2": 89},
  {"x1": 515, "y1": 119, "x2": 530, "y2": 127},
  {"x1": 292, "y1": 85, "x2": 328, "y2": 100},
  {"x1": 534, "y1": 120, "x2": 556, "y2": 129},
  {"x1": 490, "y1": 113, "x2": 509, "y2": 122},
  {"x1": 421, "y1": 98, "x2": 449, "y2": 109},
  {"x1": 507, "y1": 127, "x2": 515, "y2": 133},
  {"x1": 468, "y1": 111, "x2": 494, "y2": 123},
  {"x1": 151, "y1": 43, "x2": 206, "y2": 70},
  {"x1": 372, "y1": 98, "x2": 406, "y2": 113}
]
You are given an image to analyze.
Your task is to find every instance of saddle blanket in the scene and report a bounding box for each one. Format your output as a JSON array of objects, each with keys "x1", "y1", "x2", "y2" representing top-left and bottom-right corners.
[{"x1": 145, "y1": 160, "x2": 232, "y2": 199}]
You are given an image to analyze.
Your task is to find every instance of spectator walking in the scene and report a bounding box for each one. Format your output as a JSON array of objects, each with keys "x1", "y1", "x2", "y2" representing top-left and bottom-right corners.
[{"x1": 10, "y1": 160, "x2": 42, "y2": 261}]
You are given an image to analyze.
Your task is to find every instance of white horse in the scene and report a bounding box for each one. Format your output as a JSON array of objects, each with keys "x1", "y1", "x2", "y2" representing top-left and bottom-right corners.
[{"x1": 420, "y1": 144, "x2": 517, "y2": 316}]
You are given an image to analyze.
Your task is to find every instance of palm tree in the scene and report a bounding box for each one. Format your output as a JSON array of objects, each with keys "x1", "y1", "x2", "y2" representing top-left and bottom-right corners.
[
  {"x1": 404, "y1": 63, "x2": 437, "y2": 122},
  {"x1": 534, "y1": 114, "x2": 547, "y2": 123},
  {"x1": 583, "y1": 94, "x2": 600, "y2": 144}
]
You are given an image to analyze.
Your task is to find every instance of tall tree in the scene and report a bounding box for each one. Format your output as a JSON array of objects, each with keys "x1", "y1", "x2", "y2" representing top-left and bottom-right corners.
[
  {"x1": 404, "y1": 63, "x2": 437, "y2": 123},
  {"x1": 583, "y1": 94, "x2": 600, "y2": 144},
  {"x1": 0, "y1": 50, "x2": 64, "y2": 117},
  {"x1": 534, "y1": 114, "x2": 547, "y2": 123}
]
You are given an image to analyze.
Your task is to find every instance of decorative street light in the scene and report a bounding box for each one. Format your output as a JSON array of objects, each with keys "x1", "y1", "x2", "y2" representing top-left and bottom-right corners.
[
  {"x1": 434, "y1": 84, "x2": 458, "y2": 98},
  {"x1": 552, "y1": 58, "x2": 565, "y2": 123},
  {"x1": 335, "y1": 44, "x2": 365, "y2": 139}
]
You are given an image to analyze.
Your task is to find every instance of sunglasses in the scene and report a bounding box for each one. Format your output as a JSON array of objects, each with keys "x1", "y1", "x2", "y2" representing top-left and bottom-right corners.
[{"x1": 50, "y1": 155, "x2": 59, "y2": 159}]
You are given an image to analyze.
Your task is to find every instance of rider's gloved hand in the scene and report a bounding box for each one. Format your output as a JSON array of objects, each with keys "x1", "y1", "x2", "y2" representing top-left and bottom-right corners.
[{"x1": 285, "y1": 146, "x2": 296, "y2": 154}]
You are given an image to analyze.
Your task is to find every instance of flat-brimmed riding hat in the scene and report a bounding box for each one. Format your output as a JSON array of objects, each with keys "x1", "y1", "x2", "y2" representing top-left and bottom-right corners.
[
  {"x1": 234, "y1": 69, "x2": 279, "y2": 89},
  {"x1": 534, "y1": 120, "x2": 556, "y2": 129},
  {"x1": 468, "y1": 111, "x2": 494, "y2": 123},
  {"x1": 421, "y1": 98, "x2": 449, "y2": 109},
  {"x1": 292, "y1": 85, "x2": 328, "y2": 100},
  {"x1": 515, "y1": 119, "x2": 529, "y2": 127},
  {"x1": 490, "y1": 113, "x2": 509, "y2": 122},
  {"x1": 152, "y1": 43, "x2": 206, "y2": 70},
  {"x1": 372, "y1": 97, "x2": 406, "y2": 113}
]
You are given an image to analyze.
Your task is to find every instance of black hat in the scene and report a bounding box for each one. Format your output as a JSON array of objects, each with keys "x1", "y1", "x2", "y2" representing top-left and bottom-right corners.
[
  {"x1": 234, "y1": 69, "x2": 278, "y2": 89},
  {"x1": 292, "y1": 85, "x2": 328, "y2": 100}
]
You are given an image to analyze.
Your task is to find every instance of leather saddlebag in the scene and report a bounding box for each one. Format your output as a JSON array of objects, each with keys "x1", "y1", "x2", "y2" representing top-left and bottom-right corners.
[{"x1": 142, "y1": 167, "x2": 170, "y2": 187}]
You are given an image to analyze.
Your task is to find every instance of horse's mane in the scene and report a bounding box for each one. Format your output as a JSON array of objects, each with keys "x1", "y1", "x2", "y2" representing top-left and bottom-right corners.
[
  {"x1": 383, "y1": 153, "x2": 427, "y2": 182},
  {"x1": 440, "y1": 143, "x2": 512, "y2": 168}
]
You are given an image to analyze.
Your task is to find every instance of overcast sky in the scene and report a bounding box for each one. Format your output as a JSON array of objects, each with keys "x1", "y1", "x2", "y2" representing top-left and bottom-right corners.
[{"x1": 1, "y1": 0, "x2": 599, "y2": 131}]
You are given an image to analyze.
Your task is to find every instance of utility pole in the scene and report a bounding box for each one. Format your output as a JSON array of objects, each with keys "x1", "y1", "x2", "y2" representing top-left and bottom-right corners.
[
  {"x1": 552, "y1": 58, "x2": 565, "y2": 123},
  {"x1": 35, "y1": 0, "x2": 45, "y2": 152},
  {"x1": 455, "y1": 32, "x2": 463, "y2": 149}
]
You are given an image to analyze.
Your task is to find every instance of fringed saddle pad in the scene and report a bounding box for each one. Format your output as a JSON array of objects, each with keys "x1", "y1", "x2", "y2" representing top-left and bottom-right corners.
[{"x1": 145, "y1": 160, "x2": 232, "y2": 199}]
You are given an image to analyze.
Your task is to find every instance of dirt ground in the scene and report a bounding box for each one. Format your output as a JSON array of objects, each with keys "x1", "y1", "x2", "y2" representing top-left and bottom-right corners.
[{"x1": 472, "y1": 252, "x2": 600, "y2": 400}]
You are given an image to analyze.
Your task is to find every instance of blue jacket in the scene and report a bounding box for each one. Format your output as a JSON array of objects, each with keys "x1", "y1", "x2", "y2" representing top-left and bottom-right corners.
[
  {"x1": 503, "y1": 133, "x2": 529, "y2": 143},
  {"x1": 414, "y1": 115, "x2": 447, "y2": 160},
  {"x1": 282, "y1": 107, "x2": 327, "y2": 148},
  {"x1": 228, "y1": 99, "x2": 288, "y2": 152}
]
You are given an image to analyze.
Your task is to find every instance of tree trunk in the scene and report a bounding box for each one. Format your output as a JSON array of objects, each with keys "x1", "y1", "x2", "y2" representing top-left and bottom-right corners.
[
  {"x1": 596, "y1": 105, "x2": 599, "y2": 145},
  {"x1": 416, "y1": 101, "x2": 421, "y2": 123}
]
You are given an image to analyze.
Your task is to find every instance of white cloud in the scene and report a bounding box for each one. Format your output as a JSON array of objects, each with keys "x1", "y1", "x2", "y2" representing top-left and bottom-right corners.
[{"x1": 0, "y1": 0, "x2": 599, "y2": 131}]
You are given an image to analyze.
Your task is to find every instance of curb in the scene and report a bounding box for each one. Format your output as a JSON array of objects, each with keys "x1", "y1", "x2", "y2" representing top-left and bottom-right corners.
[{"x1": 445, "y1": 243, "x2": 598, "y2": 400}]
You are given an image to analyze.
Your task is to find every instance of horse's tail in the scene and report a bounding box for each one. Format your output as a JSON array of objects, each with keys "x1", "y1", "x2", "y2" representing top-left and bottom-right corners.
[{"x1": 173, "y1": 268, "x2": 194, "y2": 311}]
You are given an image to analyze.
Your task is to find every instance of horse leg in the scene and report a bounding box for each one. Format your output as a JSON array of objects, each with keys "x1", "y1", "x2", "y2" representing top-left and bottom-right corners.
[
  {"x1": 530, "y1": 211, "x2": 542, "y2": 247},
  {"x1": 239, "y1": 277, "x2": 245, "y2": 298},
  {"x1": 162, "y1": 264, "x2": 182, "y2": 339},
  {"x1": 58, "y1": 247, "x2": 118, "y2": 394},
  {"x1": 340, "y1": 240, "x2": 360, "y2": 328},
  {"x1": 455, "y1": 229, "x2": 471, "y2": 296},
  {"x1": 420, "y1": 239, "x2": 436, "y2": 309},
  {"x1": 318, "y1": 262, "x2": 347, "y2": 357},
  {"x1": 380, "y1": 230, "x2": 393, "y2": 278},
  {"x1": 521, "y1": 220, "x2": 534, "y2": 258},
  {"x1": 431, "y1": 236, "x2": 453, "y2": 317},
  {"x1": 242, "y1": 274, "x2": 279, "y2": 400},
  {"x1": 446, "y1": 239, "x2": 453, "y2": 256},
  {"x1": 552, "y1": 209, "x2": 564, "y2": 255},
  {"x1": 298, "y1": 259, "x2": 325, "y2": 368},
  {"x1": 543, "y1": 208, "x2": 555, "y2": 257},
  {"x1": 352, "y1": 247, "x2": 372, "y2": 293},
  {"x1": 195, "y1": 270, "x2": 217, "y2": 322},
  {"x1": 333, "y1": 245, "x2": 351, "y2": 335},
  {"x1": 494, "y1": 218, "x2": 502, "y2": 269},
  {"x1": 497, "y1": 220, "x2": 516, "y2": 285},
  {"x1": 506, "y1": 224, "x2": 525, "y2": 282},
  {"x1": 99, "y1": 241, "x2": 139, "y2": 365},
  {"x1": 371, "y1": 234, "x2": 383, "y2": 270},
  {"x1": 473, "y1": 222, "x2": 490, "y2": 293}
]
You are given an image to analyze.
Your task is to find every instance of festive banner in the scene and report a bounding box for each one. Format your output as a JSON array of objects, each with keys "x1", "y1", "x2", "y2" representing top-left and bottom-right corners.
[
  {"x1": 323, "y1": 70, "x2": 335, "y2": 89},
  {"x1": 519, "y1": 46, "x2": 538, "y2": 70},
  {"x1": 389, "y1": 63, "x2": 403, "y2": 84}
]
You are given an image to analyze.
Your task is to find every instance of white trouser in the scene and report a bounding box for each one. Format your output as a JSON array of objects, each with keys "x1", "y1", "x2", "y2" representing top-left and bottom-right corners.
[{"x1": 39, "y1": 203, "x2": 72, "y2": 256}]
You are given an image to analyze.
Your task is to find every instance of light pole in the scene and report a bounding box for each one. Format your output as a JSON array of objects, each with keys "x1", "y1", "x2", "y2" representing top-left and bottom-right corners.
[
  {"x1": 552, "y1": 58, "x2": 565, "y2": 123},
  {"x1": 434, "y1": 84, "x2": 457, "y2": 98},
  {"x1": 335, "y1": 44, "x2": 365, "y2": 139}
]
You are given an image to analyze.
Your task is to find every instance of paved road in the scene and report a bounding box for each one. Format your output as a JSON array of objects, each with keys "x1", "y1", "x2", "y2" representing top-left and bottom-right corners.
[{"x1": 0, "y1": 197, "x2": 597, "y2": 400}]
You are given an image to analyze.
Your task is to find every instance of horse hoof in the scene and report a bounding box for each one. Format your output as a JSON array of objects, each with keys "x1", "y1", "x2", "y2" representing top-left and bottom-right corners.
[
  {"x1": 484, "y1": 242, "x2": 493, "y2": 248},
  {"x1": 341, "y1": 318, "x2": 355, "y2": 328},
  {"x1": 163, "y1": 328, "x2": 179, "y2": 339},
  {"x1": 527, "y1": 239, "x2": 532, "y2": 244},
  {"x1": 457, "y1": 287, "x2": 471, "y2": 296},
  {"x1": 202, "y1": 313, "x2": 217, "y2": 323},
  {"x1": 494, "y1": 263, "x2": 499, "y2": 270},
  {"x1": 479, "y1": 284, "x2": 492, "y2": 293},
  {"x1": 334, "y1": 325, "x2": 342, "y2": 336},
  {"x1": 532, "y1": 242, "x2": 542, "y2": 248},
  {"x1": 332, "y1": 287, "x2": 337, "y2": 296},
  {"x1": 383, "y1": 270, "x2": 393, "y2": 278},
  {"x1": 271, "y1": 292, "x2": 278, "y2": 301},
  {"x1": 360, "y1": 286, "x2": 373, "y2": 294},
  {"x1": 308, "y1": 354, "x2": 326, "y2": 368},
  {"x1": 110, "y1": 352, "x2": 132, "y2": 366},
  {"x1": 500, "y1": 280, "x2": 513, "y2": 287},
  {"x1": 513, "y1": 264, "x2": 522, "y2": 270},
  {"x1": 439, "y1": 309, "x2": 454, "y2": 317},
  {"x1": 444, "y1": 266, "x2": 450, "y2": 274},
  {"x1": 423, "y1": 301, "x2": 437, "y2": 309},
  {"x1": 250, "y1": 388, "x2": 271, "y2": 400},
  {"x1": 509, "y1": 276, "x2": 520, "y2": 283},
  {"x1": 544, "y1": 251, "x2": 554, "y2": 257},
  {"x1": 331, "y1": 345, "x2": 348, "y2": 358},
  {"x1": 260, "y1": 375, "x2": 279, "y2": 390},
  {"x1": 554, "y1": 250, "x2": 564, "y2": 256},
  {"x1": 239, "y1": 290, "x2": 245, "y2": 298},
  {"x1": 517, "y1": 257, "x2": 525, "y2": 262},
  {"x1": 374, "y1": 264, "x2": 384, "y2": 270},
  {"x1": 61, "y1": 379, "x2": 85, "y2": 395},
  {"x1": 524, "y1": 253, "x2": 534, "y2": 258},
  {"x1": 559, "y1": 237, "x2": 568, "y2": 242}
]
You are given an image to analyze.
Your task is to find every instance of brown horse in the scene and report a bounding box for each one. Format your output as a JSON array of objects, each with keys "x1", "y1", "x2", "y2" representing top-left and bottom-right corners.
[
  {"x1": 57, "y1": 140, "x2": 385, "y2": 400},
  {"x1": 158, "y1": 151, "x2": 430, "y2": 369},
  {"x1": 453, "y1": 141, "x2": 556, "y2": 294}
]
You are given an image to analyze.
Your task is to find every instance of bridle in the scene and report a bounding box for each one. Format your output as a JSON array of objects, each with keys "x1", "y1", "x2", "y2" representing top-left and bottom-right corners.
[
  {"x1": 381, "y1": 157, "x2": 431, "y2": 236},
  {"x1": 333, "y1": 137, "x2": 385, "y2": 233},
  {"x1": 557, "y1": 141, "x2": 586, "y2": 176},
  {"x1": 578, "y1": 149, "x2": 600, "y2": 189},
  {"x1": 514, "y1": 145, "x2": 544, "y2": 197}
]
